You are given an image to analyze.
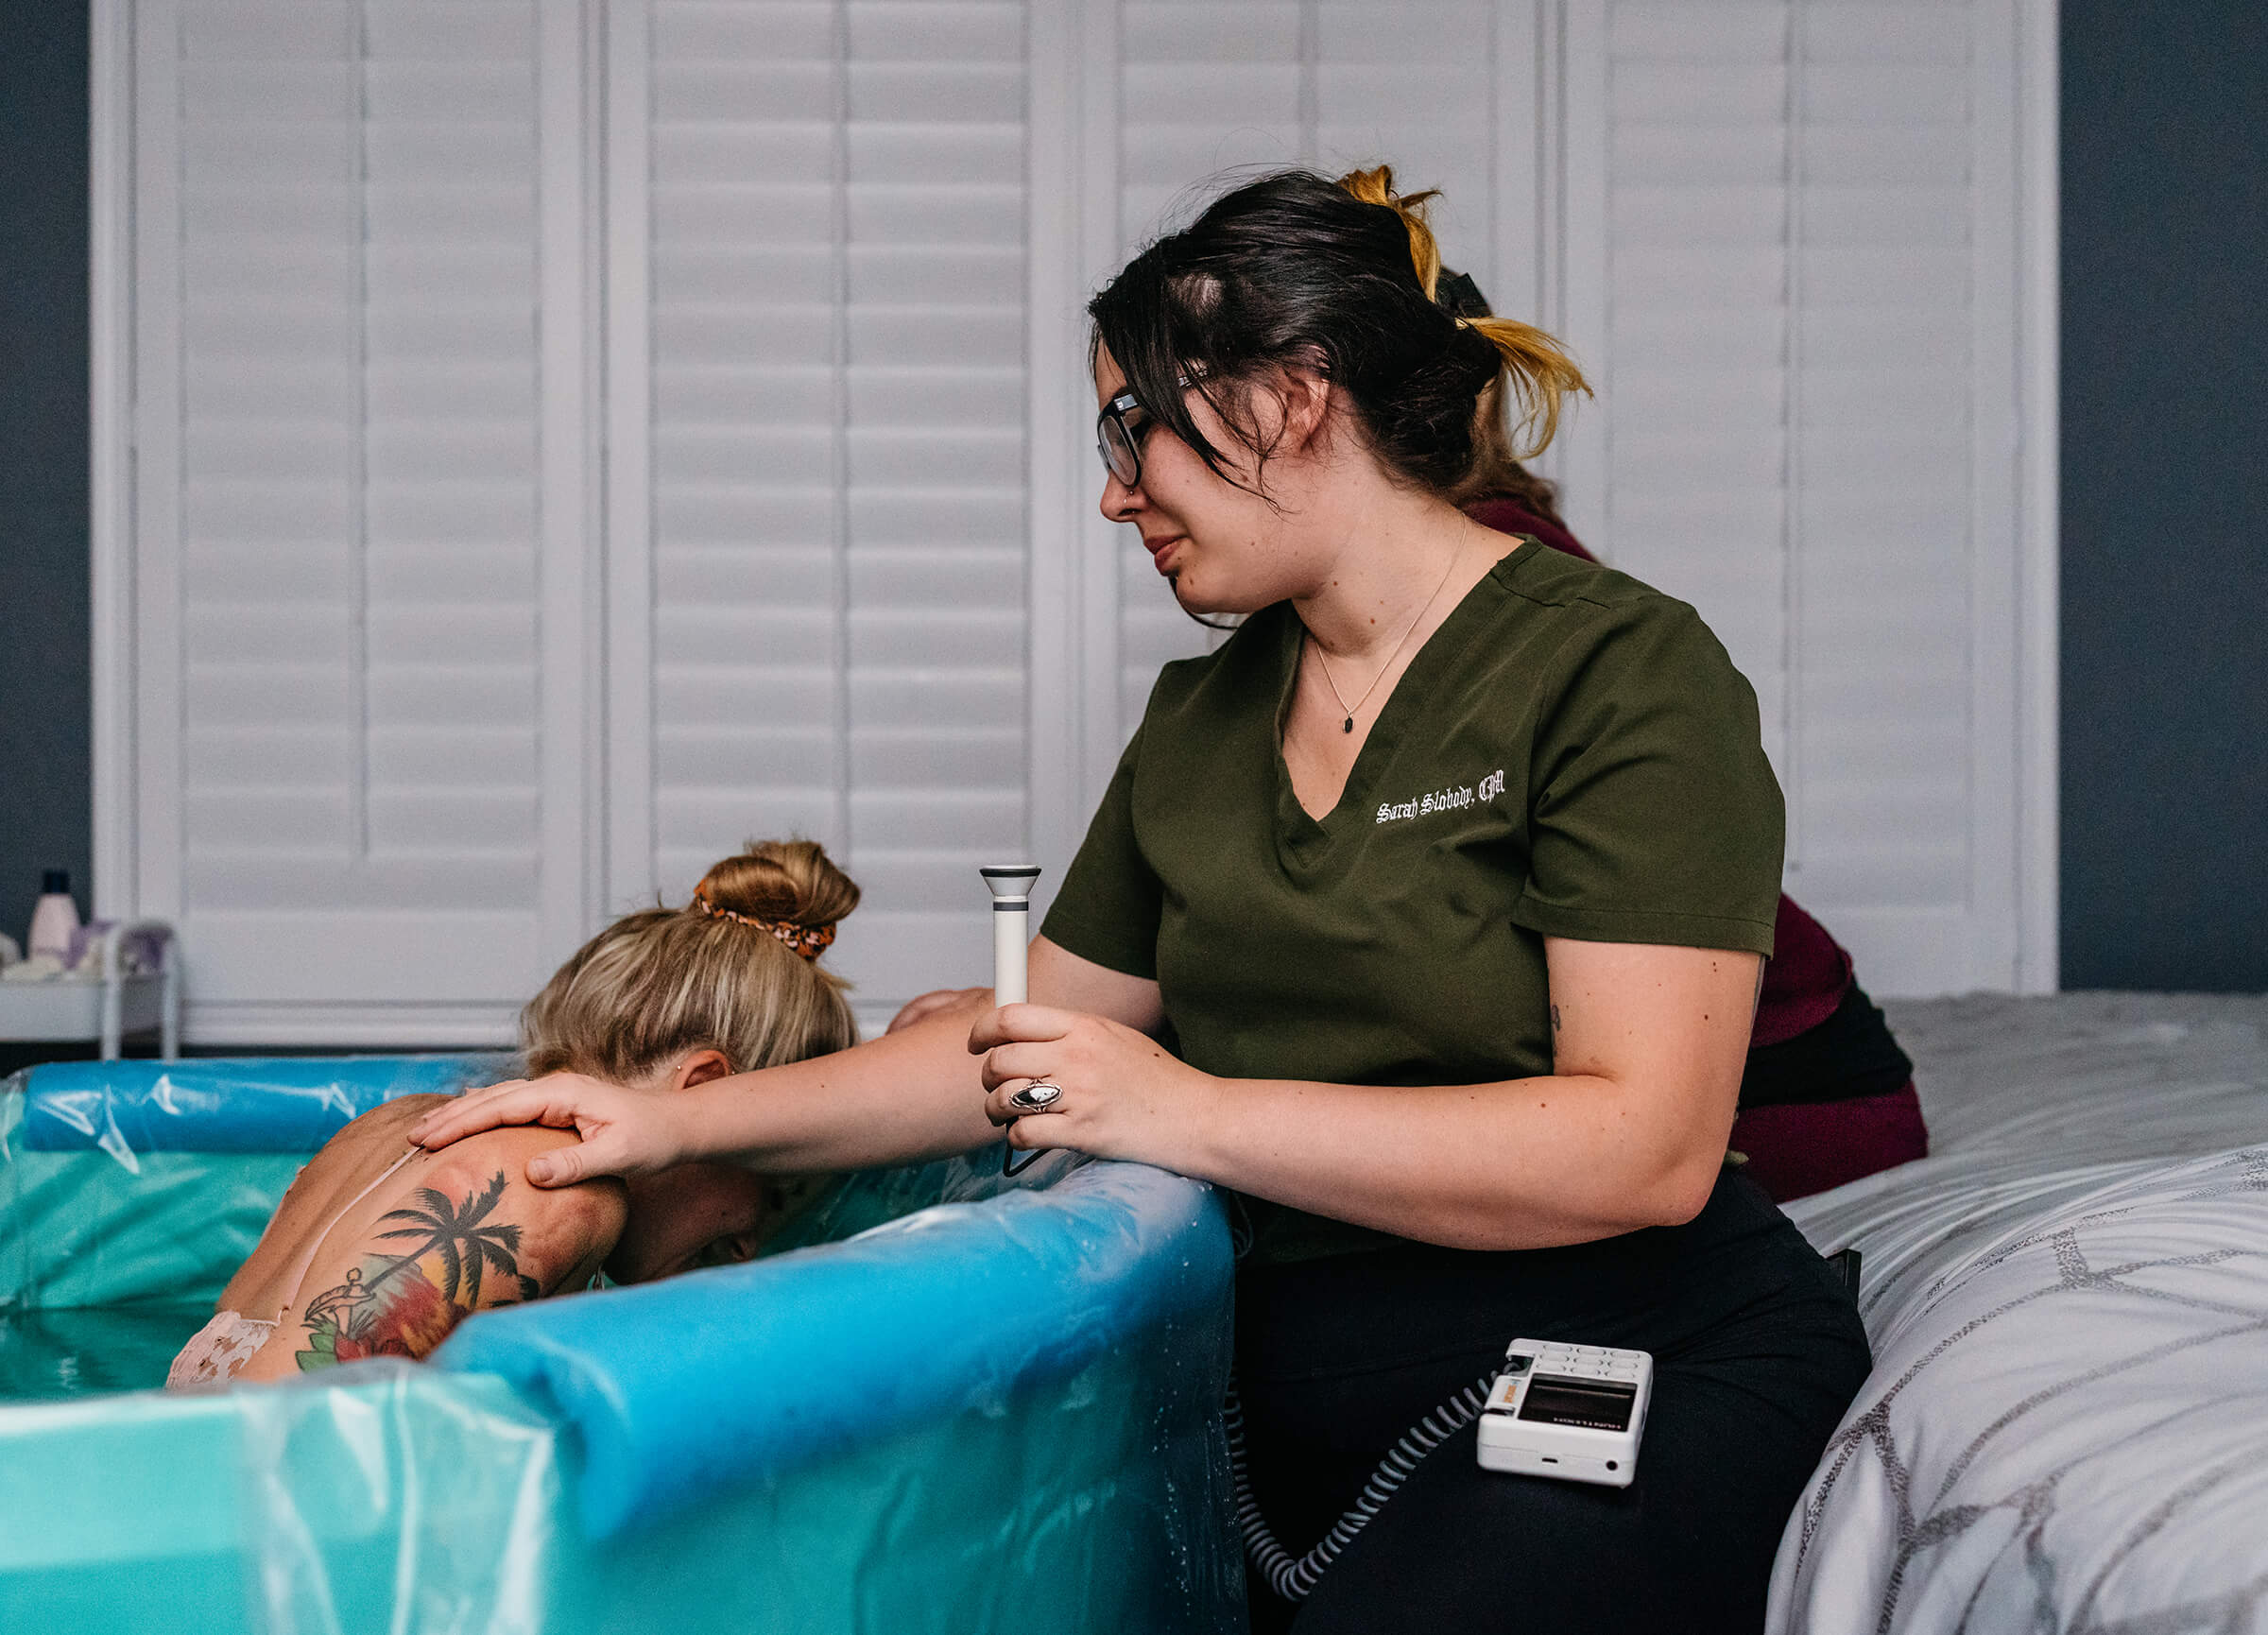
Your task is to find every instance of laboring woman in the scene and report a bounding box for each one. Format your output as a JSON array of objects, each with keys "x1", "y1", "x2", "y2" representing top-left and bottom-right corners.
[
  {"x1": 413, "y1": 169, "x2": 1871, "y2": 1633},
  {"x1": 171, "y1": 841, "x2": 856, "y2": 1387}
]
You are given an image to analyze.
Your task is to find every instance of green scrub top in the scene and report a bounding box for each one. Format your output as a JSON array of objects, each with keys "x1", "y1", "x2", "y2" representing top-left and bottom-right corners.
[{"x1": 1041, "y1": 541, "x2": 1785, "y2": 1263}]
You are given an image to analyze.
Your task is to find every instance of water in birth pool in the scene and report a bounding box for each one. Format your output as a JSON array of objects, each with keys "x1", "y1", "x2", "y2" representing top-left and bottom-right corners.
[{"x1": 0, "y1": 1302, "x2": 211, "y2": 1399}]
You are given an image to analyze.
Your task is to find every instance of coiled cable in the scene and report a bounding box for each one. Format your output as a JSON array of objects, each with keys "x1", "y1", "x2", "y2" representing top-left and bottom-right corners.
[{"x1": 1224, "y1": 1368, "x2": 1497, "y2": 1603}]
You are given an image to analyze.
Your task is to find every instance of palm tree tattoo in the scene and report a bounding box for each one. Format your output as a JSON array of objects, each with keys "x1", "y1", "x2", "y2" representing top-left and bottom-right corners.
[
  {"x1": 294, "y1": 1170, "x2": 541, "y2": 1371},
  {"x1": 374, "y1": 1172, "x2": 541, "y2": 1309}
]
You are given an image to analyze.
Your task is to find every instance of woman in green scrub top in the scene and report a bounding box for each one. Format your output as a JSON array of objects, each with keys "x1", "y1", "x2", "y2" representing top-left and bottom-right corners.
[{"x1": 415, "y1": 167, "x2": 1871, "y2": 1635}]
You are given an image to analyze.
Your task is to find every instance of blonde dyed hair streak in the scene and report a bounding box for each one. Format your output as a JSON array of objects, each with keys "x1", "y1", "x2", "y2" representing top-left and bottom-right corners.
[
  {"x1": 521, "y1": 839, "x2": 860, "y2": 1083},
  {"x1": 1335, "y1": 165, "x2": 1590, "y2": 461}
]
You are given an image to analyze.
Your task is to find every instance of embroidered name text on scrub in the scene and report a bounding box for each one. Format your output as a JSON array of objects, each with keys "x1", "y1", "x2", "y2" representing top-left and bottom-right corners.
[{"x1": 1376, "y1": 767, "x2": 1505, "y2": 825}]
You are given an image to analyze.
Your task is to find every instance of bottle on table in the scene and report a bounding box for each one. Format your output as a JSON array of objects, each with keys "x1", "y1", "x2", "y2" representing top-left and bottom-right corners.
[{"x1": 26, "y1": 869, "x2": 80, "y2": 964}]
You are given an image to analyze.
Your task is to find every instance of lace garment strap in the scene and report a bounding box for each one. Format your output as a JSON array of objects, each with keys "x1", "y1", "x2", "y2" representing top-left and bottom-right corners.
[{"x1": 272, "y1": 1144, "x2": 425, "y2": 1318}]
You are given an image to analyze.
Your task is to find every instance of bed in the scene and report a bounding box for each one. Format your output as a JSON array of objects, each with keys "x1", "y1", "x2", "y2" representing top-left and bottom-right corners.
[{"x1": 1769, "y1": 993, "x2": 2268, "y2": 1634}]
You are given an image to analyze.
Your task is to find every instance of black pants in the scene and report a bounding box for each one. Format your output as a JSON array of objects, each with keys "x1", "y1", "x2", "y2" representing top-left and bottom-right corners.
[{"x1": 1235, "y1": 1171, "x2": 1871, "y2": 1635}]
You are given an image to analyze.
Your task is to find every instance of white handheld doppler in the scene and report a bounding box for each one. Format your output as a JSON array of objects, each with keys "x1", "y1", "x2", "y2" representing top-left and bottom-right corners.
[
  {"x1": 979, "y1": 865, "x2": 1040, "y2": 1003},
  {"x1": 1475, "y1": 1338, "x2": 1652, "y2": 1489},
  {"x1": 980, "y1": 866, "x2": 1044, "y2": 1176}
]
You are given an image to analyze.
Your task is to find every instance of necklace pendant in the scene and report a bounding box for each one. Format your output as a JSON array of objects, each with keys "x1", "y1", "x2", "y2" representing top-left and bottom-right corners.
[{"x1": 1342, "y1": 715, "x2": 1354, "y2": 732}]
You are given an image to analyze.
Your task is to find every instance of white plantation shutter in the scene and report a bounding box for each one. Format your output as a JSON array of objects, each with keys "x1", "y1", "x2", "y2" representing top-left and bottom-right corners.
[
  {"x1": 613, "y1": 0, "x2": 1029, "y2": 1022},
  {"x1": 1583, "y1": 0, "x2": 2032, "y2": 991},
  {"x1": 1599, "y1": 4, "x2": 1802, "y2": 764},
  {"x1": 129, "y1": 0, "x2": 593, "y2": 1042},
  {"x1": 101, "y1": 0, "x2": 2048, "y2": 1039}
]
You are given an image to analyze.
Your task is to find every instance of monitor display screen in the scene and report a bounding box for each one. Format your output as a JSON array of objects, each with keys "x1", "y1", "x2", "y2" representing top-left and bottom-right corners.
[{"x1": 1516, "y1": 1375, "x2": 1635, "y2": 1433}]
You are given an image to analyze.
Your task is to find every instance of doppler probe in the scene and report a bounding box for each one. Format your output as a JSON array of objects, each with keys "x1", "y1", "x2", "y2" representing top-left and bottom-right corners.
[{"x1": 980, "y1": 865, "x2": 1047, "y2": 1176}]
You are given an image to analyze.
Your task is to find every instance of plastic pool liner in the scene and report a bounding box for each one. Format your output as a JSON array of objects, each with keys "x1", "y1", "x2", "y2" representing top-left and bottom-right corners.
[{"x1": 0, "y1": 1058, "x2": 1244, "y2": 1633}]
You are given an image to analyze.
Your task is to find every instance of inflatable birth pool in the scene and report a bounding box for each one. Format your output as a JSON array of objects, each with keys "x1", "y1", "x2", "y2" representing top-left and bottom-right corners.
[{"x1": 0, "y1": 1057, "x2": 1243, "y2": 1633}]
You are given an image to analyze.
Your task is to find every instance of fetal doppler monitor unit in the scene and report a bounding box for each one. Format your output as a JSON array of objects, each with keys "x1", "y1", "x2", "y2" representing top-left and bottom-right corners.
[
  {"x1": 1475, "y1": 1339, "x2": 1653, "y2": 1488},
  {"x1": 1234, "y1": 1332, "x2": 1658, "y2": 1602}
]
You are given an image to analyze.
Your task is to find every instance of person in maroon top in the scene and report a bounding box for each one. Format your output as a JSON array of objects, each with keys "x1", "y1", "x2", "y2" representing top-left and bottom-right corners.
[{"x1": 1444, "y1": 268, "x2": 1928, "y2": 1202}]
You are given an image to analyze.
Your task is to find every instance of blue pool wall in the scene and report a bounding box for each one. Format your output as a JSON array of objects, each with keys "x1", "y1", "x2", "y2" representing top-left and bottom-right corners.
[{"x1": 0, "y1": 1056, "x2": 1246, "y2": 1633}]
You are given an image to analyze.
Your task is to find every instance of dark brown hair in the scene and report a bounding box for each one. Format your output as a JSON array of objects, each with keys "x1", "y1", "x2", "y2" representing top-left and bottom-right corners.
[{"x1": 1090, "y1": 165, "x2": 1588, "y2": 499}]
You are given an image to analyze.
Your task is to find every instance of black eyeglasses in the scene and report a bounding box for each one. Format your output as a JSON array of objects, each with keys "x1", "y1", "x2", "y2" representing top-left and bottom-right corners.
[
  {"x1": 1096, "y1": 389, "x2": 1152, "y2": 489},
  {"x1": 1095, "y1": 373, "x2": 1194, "y2": 489}
]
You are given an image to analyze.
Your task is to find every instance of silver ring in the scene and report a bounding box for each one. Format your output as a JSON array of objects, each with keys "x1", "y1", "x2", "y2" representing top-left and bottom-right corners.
[{"x1": 1007, "y1": 1080, "x2": 1063, "y2": 1112}]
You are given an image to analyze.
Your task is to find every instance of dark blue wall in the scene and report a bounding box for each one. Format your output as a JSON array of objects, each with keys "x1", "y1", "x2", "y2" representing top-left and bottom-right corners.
[
  {"x1": 0, "y1": 0, "x2": 92, "y2": 952},
  {"x1": 3, "y1": 8, "x2": 2264, "y2": 990},
  {"x1": 2060, "y1": 0, "x2": 2268, "y2": 990}
]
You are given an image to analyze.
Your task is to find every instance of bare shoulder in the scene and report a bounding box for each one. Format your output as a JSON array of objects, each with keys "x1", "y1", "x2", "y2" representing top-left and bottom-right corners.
[
  {"x1": 287, "y1": 1093, "x2": 453, "y2": 1186},
  {"x1": 418, "y1": 1125, "x2": 630, "y2": 1240},
  {"x1": 295, "y1": 1101, "x2": 627, "y2": 1239}
]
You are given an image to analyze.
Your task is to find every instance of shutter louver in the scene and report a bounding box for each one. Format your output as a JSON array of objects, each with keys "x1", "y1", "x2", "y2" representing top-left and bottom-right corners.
[
  {"x1": 1790, "y1": 4, "x2": 1977, "y2": 915},
  {"x1": 164, "y1": 0, "x2": 558, "y2": 1036},
  {"x1": 1605, "y1": 1, "x2": 1799, "y2": 777},
  {"x1": 643, "y1": 1, "x2": 1029, "y2": 1010},
  {"x1": 1604, "y1": 0, "x2": 1990, "y2": 951}
]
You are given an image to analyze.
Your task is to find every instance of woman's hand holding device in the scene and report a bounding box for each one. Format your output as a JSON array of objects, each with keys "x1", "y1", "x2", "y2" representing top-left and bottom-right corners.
[{"x1": 971, "y1": 1001, "x2": 1216, "y2": 1167}]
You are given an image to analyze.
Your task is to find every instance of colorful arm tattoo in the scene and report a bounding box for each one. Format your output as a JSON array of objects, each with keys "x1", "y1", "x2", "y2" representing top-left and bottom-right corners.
[{"x1": 294, "y1": 1170, "x2": 544, "y2": 1373}]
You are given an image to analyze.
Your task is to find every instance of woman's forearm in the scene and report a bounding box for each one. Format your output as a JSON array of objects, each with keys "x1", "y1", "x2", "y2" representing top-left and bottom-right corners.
[
  {"x1": 682, "y1": 938, "x2": 1160, "y2": 1173},
  {"x1": 413, "y1": 938, "x2": 1169, "y2": 1186},
  {"x1": 1164, "y1": 1070, "x2": 1732, "y2": 1252},
  {"x1": 683, "y1": 999, "x2": 1002, "y2": 1173},
  {"x1": 971, "y1": 940, "x2": 1755, "y2": 1253}
]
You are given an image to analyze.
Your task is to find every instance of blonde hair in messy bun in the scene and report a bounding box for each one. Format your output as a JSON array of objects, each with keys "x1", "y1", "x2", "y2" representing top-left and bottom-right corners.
[
  {"x1": 1334, "y1": 165, "x2": 1590, "y2": 461},
  {"x1": 521, "y1": 839, "x2": 860, "y2": 1082}
]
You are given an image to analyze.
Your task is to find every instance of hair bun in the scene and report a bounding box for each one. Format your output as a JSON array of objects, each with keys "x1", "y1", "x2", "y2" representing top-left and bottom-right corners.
[
  {"x1": 1334, "y1": 164, "x2": 1443, "y2": 298},
  {"x1": 693, "y1": 839, "x2": 860, "y2": 931}
]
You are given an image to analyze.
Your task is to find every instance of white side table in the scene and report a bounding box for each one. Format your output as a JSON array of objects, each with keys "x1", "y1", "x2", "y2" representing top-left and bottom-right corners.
[{"x1": 0, "y1": 921, "x2": 181, "y2": 1060}]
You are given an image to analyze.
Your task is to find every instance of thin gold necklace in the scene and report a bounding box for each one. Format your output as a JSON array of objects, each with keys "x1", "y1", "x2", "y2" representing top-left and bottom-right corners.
[{"x1": 1305, "y1": 547, "x2": 1465, "y2": 733}]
